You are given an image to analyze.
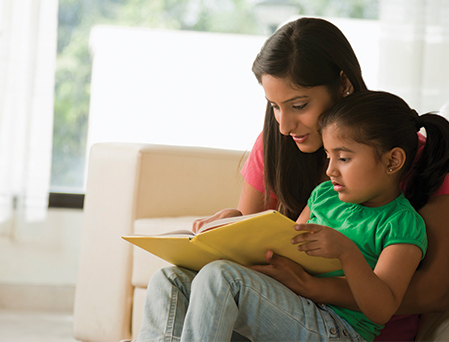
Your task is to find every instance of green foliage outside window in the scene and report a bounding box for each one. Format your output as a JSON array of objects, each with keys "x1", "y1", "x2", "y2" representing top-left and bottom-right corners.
[{"x1": 51, "y1": 0, "x2": 377, "y2": 192}]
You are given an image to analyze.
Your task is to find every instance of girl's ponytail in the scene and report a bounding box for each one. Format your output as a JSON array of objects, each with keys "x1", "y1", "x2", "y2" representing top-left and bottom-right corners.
[
  {"x1": 320, "y1": 90, "x2": 449, "y2": 211},
  {"x1": 408, "y1": 112, "x2": 449, "y2": 209}
]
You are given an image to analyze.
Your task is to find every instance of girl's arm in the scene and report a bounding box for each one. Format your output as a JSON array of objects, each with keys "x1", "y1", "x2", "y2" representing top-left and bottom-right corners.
[
  {"x1": 294, "y1": 223, "x2": 422, "y2": 324},
  {"x1": 340, "y1": 243, "x2": 421, "y2": 324},
  {"x1": 298, "y1": 195, "x2": 449, "y2": 315}
]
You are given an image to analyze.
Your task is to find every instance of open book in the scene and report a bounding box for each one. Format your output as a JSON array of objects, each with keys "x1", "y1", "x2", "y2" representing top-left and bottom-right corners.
[{"x1": 122, "y1": 210, "x2": 342, "y2": 275}]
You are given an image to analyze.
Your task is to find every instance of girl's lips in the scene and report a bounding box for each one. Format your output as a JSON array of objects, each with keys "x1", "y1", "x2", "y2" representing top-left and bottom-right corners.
[
  {"x1": 332, "y1": 181, "x2": 345, "y2": 192},
  {"x1": 291, "y1": 134, "x2": 309, "y2": 144}
]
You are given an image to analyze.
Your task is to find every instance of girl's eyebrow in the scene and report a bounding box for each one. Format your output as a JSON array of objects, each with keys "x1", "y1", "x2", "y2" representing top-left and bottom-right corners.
[
  {"x1": 324, "y1": 146, "x2": 355, "y2": 153},
  {"x1": 334, "y1": 146, "x2": 355, "y2": 153}
]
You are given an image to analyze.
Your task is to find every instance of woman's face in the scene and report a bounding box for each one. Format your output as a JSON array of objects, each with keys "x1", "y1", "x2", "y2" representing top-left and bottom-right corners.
[{"x1": 261, "y1": 74, "x2": 339, "y2": 153}]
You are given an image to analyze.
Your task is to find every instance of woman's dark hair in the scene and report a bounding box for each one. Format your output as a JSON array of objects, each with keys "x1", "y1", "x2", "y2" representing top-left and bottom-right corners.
[
  {"x1": 252, "y1": 17, "x2": 367, "y2": 219},
  {"x1": 320, "y1": 90, "x2": 449, "y2": 210}
]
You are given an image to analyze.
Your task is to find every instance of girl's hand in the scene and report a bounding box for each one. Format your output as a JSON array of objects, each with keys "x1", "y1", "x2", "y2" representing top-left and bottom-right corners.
[
  {"x1": 250, "y1": 250, "x2": 317, "y2": 296},
  {"x1": 293, "y1": 223, "x2": 357, "y2": 260},
  {"x1": 192, "y1": 208, "x2": 242, "y2": 233}
]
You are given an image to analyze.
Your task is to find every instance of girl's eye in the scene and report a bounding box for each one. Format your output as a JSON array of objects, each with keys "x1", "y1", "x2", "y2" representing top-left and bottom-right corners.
[
  {"x1": 339, "y1": 158, "x2": 350, "y2": 162},
  {"x1": 270, "y1": 103, "x2": 279, "y2": 111}
]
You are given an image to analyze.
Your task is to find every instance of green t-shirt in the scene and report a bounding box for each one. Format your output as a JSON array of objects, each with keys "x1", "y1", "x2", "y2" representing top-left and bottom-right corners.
[{"x1": 307, "y1": 181, "x2": 427, "y2": 341}]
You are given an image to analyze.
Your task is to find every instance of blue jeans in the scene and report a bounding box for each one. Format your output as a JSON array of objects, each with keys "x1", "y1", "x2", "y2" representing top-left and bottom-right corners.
[{"x1": 137, "y1": 260, "x2": 366, "y2": 342}]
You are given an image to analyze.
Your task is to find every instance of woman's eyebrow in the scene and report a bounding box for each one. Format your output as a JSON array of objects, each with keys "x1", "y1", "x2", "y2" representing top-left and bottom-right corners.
[
  {"x1": 282, "y1": 95, "x2": 308, "y2": 104},
  {"x1": 265, "y1": 95, "x2": 308, "y2": 104}
]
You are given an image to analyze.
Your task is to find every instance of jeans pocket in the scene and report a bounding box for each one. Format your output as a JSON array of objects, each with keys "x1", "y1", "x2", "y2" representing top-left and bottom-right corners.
[{"x1": 317, "y1": 304, "x2": 359, "y2": 341}]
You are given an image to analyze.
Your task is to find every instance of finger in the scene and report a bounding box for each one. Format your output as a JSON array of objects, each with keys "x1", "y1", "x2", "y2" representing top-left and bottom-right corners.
[
  {"x1": 291, "y1": 232, "x2": 319, "y2": 244},
  {"x1": 266, "y1": 252, "x2": 296, "y2": 269},
  {"x1": 249, "y1": 264, "x2": 277, "y2": 277},
  {"x1": 295, "y1": 223, "x2": 323, "y2": 232},
  {"x1": 265, "y1": 250, "x2": 274, "y2": 263},
  {"x1": 192, "y1": 219, "x2": 205, "y2": 233},
  {"x1": 192, "y1": 216, "x2": 213, "y2": 233},
  {"x1": 297, "y1": 241, "x2": 321, "y2": 253}
]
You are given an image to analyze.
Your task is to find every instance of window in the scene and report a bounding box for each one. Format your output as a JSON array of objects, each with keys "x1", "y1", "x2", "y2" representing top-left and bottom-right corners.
[{"x1": 51, "y1": 0, "x2": 379, "y2": 196}]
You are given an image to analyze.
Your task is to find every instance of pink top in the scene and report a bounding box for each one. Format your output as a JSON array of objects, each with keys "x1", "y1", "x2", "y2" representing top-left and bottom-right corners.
[{"x1": 241, "y1": 132, "x2": 449, "y2": 341}]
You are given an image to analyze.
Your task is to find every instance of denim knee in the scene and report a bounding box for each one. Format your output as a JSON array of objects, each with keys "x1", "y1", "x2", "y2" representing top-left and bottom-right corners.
[
  {"x1": 193, "y1": 260, "x2": 246, "y2": 289},
  {"x1": 148, "y1": 266, "x2": 176, "y2": 288},
  {"x1": 149, "y1": 266, "x2": 197, "y2": 293}
]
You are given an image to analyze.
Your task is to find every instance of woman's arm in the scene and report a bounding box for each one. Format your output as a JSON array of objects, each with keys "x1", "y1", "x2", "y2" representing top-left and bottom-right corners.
[
  {"x1": 238, "y1": 179, "x2": 277, "y2": 215},
  {"x1": 193, "y1": 180, "x2": 272, "y2": 233},
  {"x1": 397, "y1": 195, "x2": 449, "y2": 313}
]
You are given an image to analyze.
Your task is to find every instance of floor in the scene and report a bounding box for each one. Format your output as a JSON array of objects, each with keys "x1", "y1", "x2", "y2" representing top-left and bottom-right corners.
[{"x1": 0, "y1": 309, "x2": 79, "y2": 342}]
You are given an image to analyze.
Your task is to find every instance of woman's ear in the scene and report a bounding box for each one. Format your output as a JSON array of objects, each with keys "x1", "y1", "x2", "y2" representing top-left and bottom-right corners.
[
  {"x1": 385, "y1": 147, "x2": 406, "y2": 175},
  {"x1": 340, "y1": 71, "x2": 354, "y2": 97}
]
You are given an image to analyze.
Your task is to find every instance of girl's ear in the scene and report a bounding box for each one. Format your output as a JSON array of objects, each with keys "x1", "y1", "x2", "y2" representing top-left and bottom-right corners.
[
  {"x1": 385, "y1": 147, "x2": 406, "y2": 174},
  {"x1": 340, "y1": 70, "x2": 354, "y2": 97}
]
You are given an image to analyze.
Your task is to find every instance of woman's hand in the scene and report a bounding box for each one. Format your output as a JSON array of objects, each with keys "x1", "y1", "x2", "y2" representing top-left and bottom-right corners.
[
  {"x1": 293, "y1": 223, "x2": 357, "y2": 260},
  {"x1": 250, "y1": 250, "x2": 318, "y2": 296},
  {"x1": 192, "y1": 208, "x2": 242, "y2": 233}
]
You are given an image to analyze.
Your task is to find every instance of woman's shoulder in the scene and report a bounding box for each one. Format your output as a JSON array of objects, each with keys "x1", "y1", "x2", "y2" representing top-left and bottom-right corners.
[{"x1": 240, "y1": 132, "x2": 266, "y2": 194}]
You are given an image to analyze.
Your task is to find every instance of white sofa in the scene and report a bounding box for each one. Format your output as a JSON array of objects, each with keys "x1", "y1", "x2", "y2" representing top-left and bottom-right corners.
[
  {"x1": 73, "y1": 142, "x2": 449, "y2": 341},
  {"x1": 73, "y1": 143, "x2": 247, "y2": 341}
]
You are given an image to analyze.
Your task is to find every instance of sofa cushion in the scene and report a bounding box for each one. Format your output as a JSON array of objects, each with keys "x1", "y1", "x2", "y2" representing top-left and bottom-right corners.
[
  {"x1": 132, "y1": 216, "x2": 200, "y2": 288},
  {"x1": 416, "y1": 309, "x2": 449, "y2": 341}
]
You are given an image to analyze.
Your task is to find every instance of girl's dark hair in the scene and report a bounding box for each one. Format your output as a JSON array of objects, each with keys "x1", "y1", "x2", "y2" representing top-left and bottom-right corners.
[
  {"x1": 252, "y1": 17, "x2": 367, "y2": 219},
  {"x1": 320, "y1": 90, "x2": 449, "y2": 210}
]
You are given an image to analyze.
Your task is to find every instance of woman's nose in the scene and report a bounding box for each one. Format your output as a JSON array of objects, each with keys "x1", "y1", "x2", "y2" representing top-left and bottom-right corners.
[{"x1": 277, "y1": 109, "x2": 297, "y2": 136}]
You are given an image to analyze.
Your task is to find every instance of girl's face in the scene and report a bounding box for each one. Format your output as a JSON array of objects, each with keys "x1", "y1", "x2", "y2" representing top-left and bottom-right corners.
[
  {"x1": 261, "y1": 74, "x2": 338, "y2": 153},
  {"x1": 322, "y1": 123, "x2": 399, "y2": 207}
]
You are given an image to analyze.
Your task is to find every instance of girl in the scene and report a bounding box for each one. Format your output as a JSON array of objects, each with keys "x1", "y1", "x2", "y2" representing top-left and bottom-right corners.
[
  {"x1": 288, "y1": 90, "x2": 449, "y2": 341},
  {"x1": 138, "y1": 17, "x2": 449, "y2": 341}
]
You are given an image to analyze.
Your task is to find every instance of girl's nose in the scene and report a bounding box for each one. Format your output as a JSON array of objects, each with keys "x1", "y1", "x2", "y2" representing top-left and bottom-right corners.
[{"x1": 326, "y1": 159, "x2": 337, "y2": 177}]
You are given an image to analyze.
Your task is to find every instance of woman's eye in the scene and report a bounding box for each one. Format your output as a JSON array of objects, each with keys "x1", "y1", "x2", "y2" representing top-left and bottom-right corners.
[
  {"x1": 293, "y1": 103, "x2": 307, "y2": 110},
  {"x1": 339, "y1": 158, "x2": 350, "y2": 162},
  {"x1": 270, "y1": 103, "x2": 279, "y2": 110}
]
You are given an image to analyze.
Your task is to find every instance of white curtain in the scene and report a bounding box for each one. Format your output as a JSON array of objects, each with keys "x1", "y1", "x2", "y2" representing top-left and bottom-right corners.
[
  {"x1": 378, "y1": 0, "x2": 449, "y2": 114},
  {"x1": 0, "y1": 0, "x2": 58, "y2": 234}
]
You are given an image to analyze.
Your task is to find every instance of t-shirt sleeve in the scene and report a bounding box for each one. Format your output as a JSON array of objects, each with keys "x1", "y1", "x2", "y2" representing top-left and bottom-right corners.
[
  {"x1": 240, "y1": 132, "x2": 266, "y2": 194},
  {"x1": 379, "y1": 210, "x2": 428, "y2": 259}
]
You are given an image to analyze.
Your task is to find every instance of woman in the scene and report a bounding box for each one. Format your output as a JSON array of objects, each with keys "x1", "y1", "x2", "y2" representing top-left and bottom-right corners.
[{"x1": 138, "y1": 17, "x2": 449, "y2": 341}]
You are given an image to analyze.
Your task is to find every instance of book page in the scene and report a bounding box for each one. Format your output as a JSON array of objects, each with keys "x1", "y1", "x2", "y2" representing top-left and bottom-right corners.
[
  {"x1": 157, "y1": 229, "x2": 195, "y2": 237},
  {"x1": 198, "y1": 210, "x2": 276, "y2": 234}
]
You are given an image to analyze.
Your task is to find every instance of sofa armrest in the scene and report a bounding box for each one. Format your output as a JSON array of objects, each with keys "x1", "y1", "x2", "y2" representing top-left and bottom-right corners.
[{"x1": 73, "y1": 142, "x2": 247, "y2": 342}]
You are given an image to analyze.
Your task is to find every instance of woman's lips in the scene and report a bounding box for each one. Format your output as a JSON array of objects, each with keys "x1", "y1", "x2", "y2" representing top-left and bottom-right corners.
[{"x1": 291, "y1": 134, "x2": 309, "y2": 144}]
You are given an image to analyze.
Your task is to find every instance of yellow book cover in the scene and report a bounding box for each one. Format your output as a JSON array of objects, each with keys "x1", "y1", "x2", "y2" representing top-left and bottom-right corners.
[{"x1": 122, "y1": 210, "x2": 342, "y2": 275}]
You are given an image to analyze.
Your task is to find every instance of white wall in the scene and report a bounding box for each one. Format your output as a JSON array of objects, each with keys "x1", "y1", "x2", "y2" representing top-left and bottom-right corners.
[{"x1": 85, "y1": 19, "x2": 380, "y2": 172}]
